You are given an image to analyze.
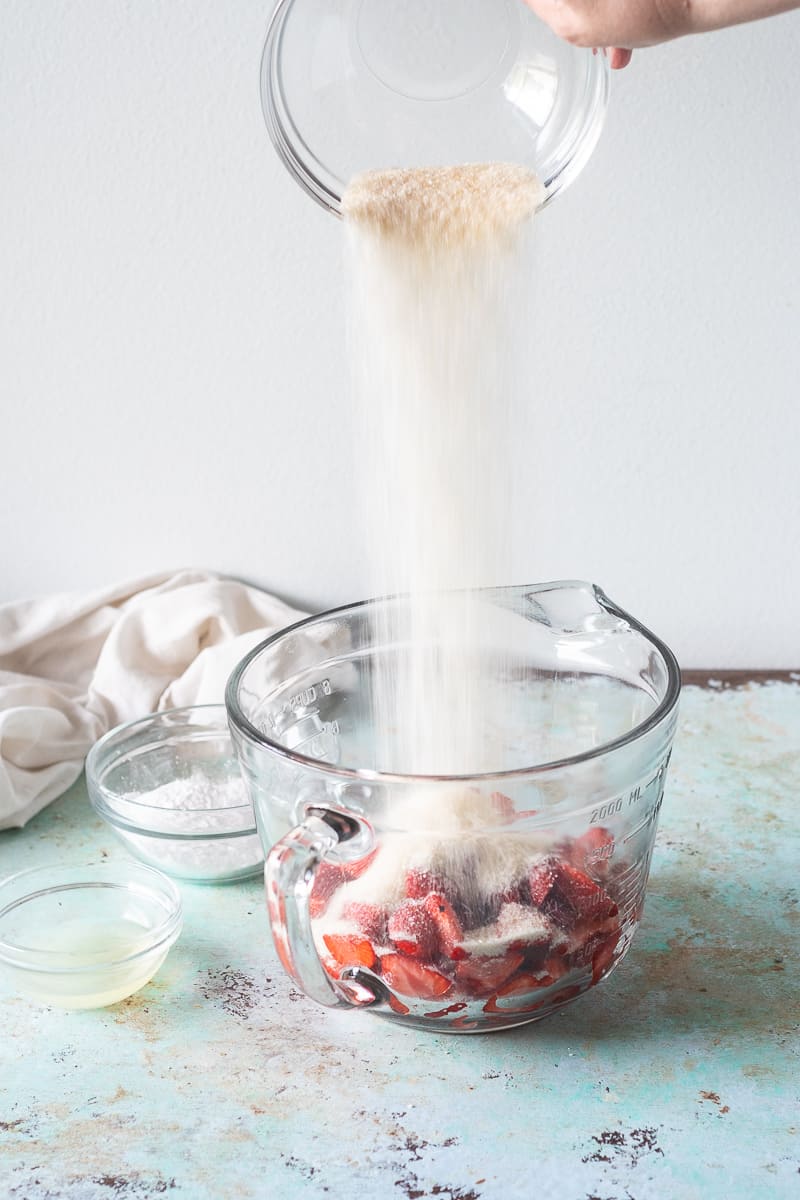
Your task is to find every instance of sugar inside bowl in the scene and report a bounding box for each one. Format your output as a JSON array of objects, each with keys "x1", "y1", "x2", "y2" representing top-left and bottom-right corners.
[
  {"x1": 86, "y1": 706, "x2": 263, "y2": 884},
  {"x1": 0, "y1": 861, "x2": 182, "y2": 1010}
]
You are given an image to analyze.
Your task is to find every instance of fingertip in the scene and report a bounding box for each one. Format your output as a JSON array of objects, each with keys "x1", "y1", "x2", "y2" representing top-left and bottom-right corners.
[{"x1": 609, "y1": 48, "x2": 633, "y2": 69}]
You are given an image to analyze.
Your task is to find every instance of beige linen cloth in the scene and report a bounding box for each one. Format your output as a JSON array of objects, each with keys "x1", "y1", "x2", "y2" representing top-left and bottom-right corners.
[{"x1": 0, "y1": 569, "x2": 306, "y2": 830}]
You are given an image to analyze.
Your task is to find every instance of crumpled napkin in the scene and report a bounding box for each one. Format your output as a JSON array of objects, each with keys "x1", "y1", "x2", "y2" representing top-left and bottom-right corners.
[{"x1": 0, "y1": 569, "x2": 306, "y2": 830}]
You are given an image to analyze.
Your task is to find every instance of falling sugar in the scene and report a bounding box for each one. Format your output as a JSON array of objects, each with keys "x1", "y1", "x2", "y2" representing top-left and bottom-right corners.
[{"x1": 344, "y1": 164, "x2": 543, "y2": 788}]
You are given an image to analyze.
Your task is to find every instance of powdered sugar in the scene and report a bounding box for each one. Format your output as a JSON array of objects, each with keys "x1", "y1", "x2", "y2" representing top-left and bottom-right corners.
[{"x1": 114, "y1": 771, "x2": 263, "y2": 883}]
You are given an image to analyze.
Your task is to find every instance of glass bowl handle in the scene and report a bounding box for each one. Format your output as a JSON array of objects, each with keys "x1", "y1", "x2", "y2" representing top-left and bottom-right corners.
[{"x1": 265, "y1": 808, "x2": 374, "y2": 1009}]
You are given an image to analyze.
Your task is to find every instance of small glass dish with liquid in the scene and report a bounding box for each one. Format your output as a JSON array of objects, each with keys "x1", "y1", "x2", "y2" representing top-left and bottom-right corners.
[{"x1": 0, "y1": 861, "x2": 182, "y2": 1009}]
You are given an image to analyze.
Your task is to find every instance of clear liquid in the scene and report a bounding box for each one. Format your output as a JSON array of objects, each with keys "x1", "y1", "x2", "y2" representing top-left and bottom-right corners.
[{"x1": 6, "y1": 917, "x2": 168, "y2": 1010}]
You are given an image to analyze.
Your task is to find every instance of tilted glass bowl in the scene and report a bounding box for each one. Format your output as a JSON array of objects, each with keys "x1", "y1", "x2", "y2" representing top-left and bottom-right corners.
[
  {"x1": 261, "y1": 0, "x2": 609, "y2": 214},
  {"x1": 227, "y1": 582, "x2": 680, "y2": 1033}
]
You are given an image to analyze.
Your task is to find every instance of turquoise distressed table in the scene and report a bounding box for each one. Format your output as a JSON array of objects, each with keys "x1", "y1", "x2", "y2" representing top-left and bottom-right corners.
[{"x1": 1, "y1": 678, "x2": 798, "y2": 1200}]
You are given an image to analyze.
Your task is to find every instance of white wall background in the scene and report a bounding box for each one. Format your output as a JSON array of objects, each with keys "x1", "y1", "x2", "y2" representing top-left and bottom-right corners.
[{"x1": 1, "y1": 2, "x2": 798, "y2": 667}]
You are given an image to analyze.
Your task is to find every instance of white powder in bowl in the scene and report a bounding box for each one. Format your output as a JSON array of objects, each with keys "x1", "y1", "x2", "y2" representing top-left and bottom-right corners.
[{"x1": 114, "y1": 772, "x2": 263, "y2": 883}]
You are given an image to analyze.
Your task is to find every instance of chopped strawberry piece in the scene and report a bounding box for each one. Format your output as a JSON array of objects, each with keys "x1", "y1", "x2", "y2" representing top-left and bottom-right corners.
[
  {"x1": 388, "y1": 899, "x2": 439, "y2": 960},
  {"x1": 454, "y1": 951, "x2": 524, "y2": 999},
  {"x1": 497, "y1": 969, "x2": 554, "y2": 996},
  {"x1": 342, "y1": 901, "x2": 388, "y2": 944},
  {"x1": 490, "y1": 791, "x2": 515, "y2": 822},
  {"x1": 404, "y1": 867, "x2": 442, "y2": 899},
  {"x1": 340, "y1": 846, "x2": 379, "y2": 881},
  {"x1": 380, "y1": 954, "x2": 453, "y2": 999},
  {"x1": 423, "y1": 892, "x2": 466, "y2": 960},
  {"x1": 568, "y1": 827, "x2": 614, "y2": 875},
  {"x1": 591, "y1": 928, "x2": 621, "y2": 984},
  {"x1": 530, "y1": 858, "x2": 618, "y2": 929},
  {"x1": 387, "y1": 991, "x2": 410, "y2": 1016},
  {"x1": 321, "y1": 953, "x2": 343, "y2": 980},
  {"x1": 528, "y1": 858, "x2": 559, "y2": 906},
  {"x1": 542, "y1": 955, "x2": 569, "y2": 983},
  {"x1": 322, "y1": 933, "x2": 378, "y2": 970},
  {"x1": 309, "y1": 862, "x2": 345, "y2": 918},
  {"x1": 482, "y1": 993, "x2": 548, "y2": 1016},
  {"x1": 554, "y1": 862, "x2": 618, "y2": 922}
]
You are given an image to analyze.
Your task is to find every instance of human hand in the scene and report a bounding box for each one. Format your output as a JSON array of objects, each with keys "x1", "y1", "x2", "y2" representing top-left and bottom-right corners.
[
  {"x1": 523, "y1": 0, "x2": 695, "y2": 68},
  {"x1": 524, "y1": 0, "x2": 800, "y2": 67}
]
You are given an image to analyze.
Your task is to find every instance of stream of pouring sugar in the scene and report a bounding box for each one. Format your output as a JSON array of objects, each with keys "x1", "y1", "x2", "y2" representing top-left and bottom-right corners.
[{"x1": 344, "y1": 164, "x2": 542, "y2": 795}]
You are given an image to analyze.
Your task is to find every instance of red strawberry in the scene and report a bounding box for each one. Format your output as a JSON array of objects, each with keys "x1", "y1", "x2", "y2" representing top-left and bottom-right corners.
[
  {"x1": 497, "y1": 969, "x2": 555, "y2": 996},
  {"x1": 482, "y1": 992, "x2": 548, "y2": 1017},
  {"x1": 380, "y1": 954, "x2": 453, "y2": 1000},
  {"x1": 342, "y1": 901, "x2": 388, "y2": 944},
  {"x1": 454, "y1": 951, "x2": 524, "y2": 999},
  {"x1": 553, "y1": 863, "x2": 618, "y2": 922},
  {"x1": 309, "y1": 848, "x2": 379, "y2": 919},
  {"x1": 322, "y1": 933, "x2": 378, "y2": 970},
  {"x1": 528, "y1": 858, "x2": 560, "y2": 906},
  {"x1": 388, "y1": 899, "x2": 439, "y2": 960},
  {"x1": 404, "y1": 867, "x2": 442, "y2": 899},
  {"x1": 309, "y1": 862, "x2": 345, "y2": 918},
  {"x1": 387, "y1": 992, "x2": 410, "y2": 1016},
  {"x1": 568, "y1": 827, "x2": 614, "y2": 875},
  {"x1": 423, "y1": 893, "x2": 467, "y2": 960},
  {"x1": 490, "y1": 791, "x2": 515, "y2": 822},
  {"x1": 340, "y1": 847, "x2": 379, "y2": 881},
  {"x1": 591, "y1": 930, "x2": 620, "y2": 984}
]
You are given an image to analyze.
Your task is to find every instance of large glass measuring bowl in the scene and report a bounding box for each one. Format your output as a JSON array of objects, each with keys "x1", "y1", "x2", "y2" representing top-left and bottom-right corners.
[
  {"x1": 261, "y1": 0, "x2": 610, "y2": 215},
  {"x1": 226, "y1": 582, "x2": 680, "y2": 1033}
]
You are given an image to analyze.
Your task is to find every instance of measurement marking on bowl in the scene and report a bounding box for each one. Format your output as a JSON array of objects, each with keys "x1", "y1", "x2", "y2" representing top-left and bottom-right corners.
[{"x1": 622, "y1": 796, "x2": 664, "y2": 845}]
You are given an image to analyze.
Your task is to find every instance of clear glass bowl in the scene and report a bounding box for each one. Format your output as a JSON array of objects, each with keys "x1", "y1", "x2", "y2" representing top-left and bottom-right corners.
[
  {"x1": 86, "y1": 706, "x2": 263, "y2": 885},
  {"x1": 0, "y1": 861, "x2": 182, "y2": 1010},
  {"x1": 227, "y1": 582, "x2": 681, "y2": 1033},
  {"x1": 261, "y1": 0, "x2": 609, "y2": 214}
]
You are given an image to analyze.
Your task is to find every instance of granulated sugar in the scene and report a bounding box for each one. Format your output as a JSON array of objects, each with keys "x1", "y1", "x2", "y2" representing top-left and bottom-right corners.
[{"x1": 344, "y1": 162, "x2": 542, "y2": 788}]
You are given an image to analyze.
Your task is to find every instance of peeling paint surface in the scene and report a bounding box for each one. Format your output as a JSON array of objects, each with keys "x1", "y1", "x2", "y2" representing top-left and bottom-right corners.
[{"x1": 0, "y1": 682, "x2": 798, "y2": 1200}]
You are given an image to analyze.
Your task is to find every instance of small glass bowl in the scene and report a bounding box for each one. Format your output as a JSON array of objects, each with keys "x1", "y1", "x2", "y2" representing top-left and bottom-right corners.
[
  {"x1": 0, "y1": 861, "x2": 182, "y2": 1010},
  {"x1": 86, "y1": 706, "x2": 263, "y2": 885},
  {"x1": 261, "y1": 0, "x2": 609, "y2": 215}
]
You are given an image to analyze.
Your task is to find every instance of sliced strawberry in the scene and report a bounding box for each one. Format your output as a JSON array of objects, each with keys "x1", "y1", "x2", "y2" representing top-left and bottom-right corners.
[
  {"x1": 568, "y1": 827, "x2": 614, "y2": 875},
  {"x1": 424, "y1": 893, "x2": 466, "y2": 960},
  {"x1": 309, "y1": 862, "x2": 345, "y2": 918},
  {"x1": 483, "y1": 992, "x2": 548, "y2": 1016},
  {"x1": 321, "y1": 953, "x2": 343, "y2": 980},
  {"x1": 387, "y1": 991, "x2": 410, "y2": 1016},
  {"x1": 590, "y1": 925, "x2": 621, "y2": 983},
  {"x1": 322, "y1": 933, "x2": 378, "y2": 970},
  {"x1": 490, "y1": 791, "x2": 515, "y2": 822},
  {"x1": 340, "y1": 846, "x2": 379, "y2": 881},
  {"x1": 554, "y1": 862, "x2": 618, "y2": 922},
  {"x1": 388, "y1": 899, "x2": 439, "y2": 960},
  {"x1": 542, "y1": 954, "x2": 569, "y2": 983},
  {"x1": 528, "y1": 858, "x2": 560, "y2": 906},
  {"x1": 454, "y1": 951, "x2": 524, "y2": 999},
  {"x1": 380, "y1": 954, "x2": 453, "y2": 1000},
  {"x1": 497, "y1": 969, "x2": 555, "y2": 996},
  {"x1": 342, "y1": 901, "x2": 388, "y2": 944},
  {"x1": 404, "y1": 867, "x2": 442, "y2": 899}
]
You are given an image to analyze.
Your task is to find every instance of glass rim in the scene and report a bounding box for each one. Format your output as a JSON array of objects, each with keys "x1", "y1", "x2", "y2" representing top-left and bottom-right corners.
[
  {"x1": 225, "y1": 581, "x2": 682, "y2": 784},
  {"x1": 85, "y1": 704, "x2": 256, "y2": 817},
  {"x1": 0, "y1": 861, "x2": 182, "y2": 971}
]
